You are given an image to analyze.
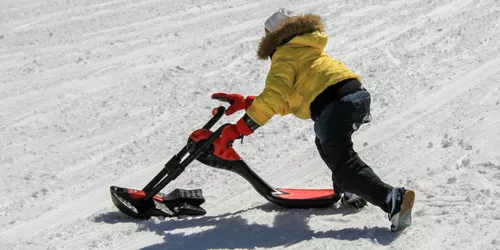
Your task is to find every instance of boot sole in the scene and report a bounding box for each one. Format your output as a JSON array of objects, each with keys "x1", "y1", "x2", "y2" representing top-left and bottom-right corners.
[
  {"x1": 400, "y1": 190, "x2": 415, "y2": 216},
  {"x1": 392, "y1": 190, "x2": 416, "y2": 232}
]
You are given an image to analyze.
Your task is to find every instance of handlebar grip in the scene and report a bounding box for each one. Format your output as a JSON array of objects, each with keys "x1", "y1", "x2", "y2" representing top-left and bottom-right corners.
[{"x1": 203, "y1": 106, "x2": 226, "y2": 130}]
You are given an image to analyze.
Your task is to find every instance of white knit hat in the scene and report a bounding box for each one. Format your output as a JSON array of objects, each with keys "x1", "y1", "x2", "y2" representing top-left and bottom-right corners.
[{"x1": 264, "y1": 8, "x2": 297, "y2": 32}]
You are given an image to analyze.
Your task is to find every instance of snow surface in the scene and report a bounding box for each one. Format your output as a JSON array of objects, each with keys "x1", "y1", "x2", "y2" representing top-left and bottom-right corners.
[{"x1": 1, "y1": 0, "x2": 500, "y2": 249}]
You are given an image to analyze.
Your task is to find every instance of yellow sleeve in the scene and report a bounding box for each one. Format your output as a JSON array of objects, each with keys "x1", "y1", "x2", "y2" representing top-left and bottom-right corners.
[{"x1": 246, "y1": 47, "x2": 298, "y2": 126}]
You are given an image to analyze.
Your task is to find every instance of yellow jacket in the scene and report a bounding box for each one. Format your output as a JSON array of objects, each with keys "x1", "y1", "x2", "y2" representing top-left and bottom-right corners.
[{"x1": 247, "y1": 14, "x2": 360, "y2": 126}]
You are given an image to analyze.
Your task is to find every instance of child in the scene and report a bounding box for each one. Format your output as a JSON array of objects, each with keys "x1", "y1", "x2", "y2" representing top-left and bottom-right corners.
[{"x1": 212, "y1": 8, "x2": 415, "y2": 232}]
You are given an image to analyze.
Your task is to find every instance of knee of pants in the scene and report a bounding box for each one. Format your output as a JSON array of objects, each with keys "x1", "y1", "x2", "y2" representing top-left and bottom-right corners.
[
  {"x1": 321, "y1": 140, "x2": 355, "y2": 167},
  {"x1": 332, "y1": 155, "x2": 365, "y2": 183}
]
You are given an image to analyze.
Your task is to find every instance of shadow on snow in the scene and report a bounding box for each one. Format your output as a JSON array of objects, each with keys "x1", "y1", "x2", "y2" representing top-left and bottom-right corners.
[{"x1": 94, "y1": 202, "x2": 399, "y2": 249}]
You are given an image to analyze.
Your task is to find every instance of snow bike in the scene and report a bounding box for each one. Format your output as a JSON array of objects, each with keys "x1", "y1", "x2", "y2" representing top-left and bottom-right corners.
[{"x1": 110, "y1": 106, "x2": 340, "y2": 219}]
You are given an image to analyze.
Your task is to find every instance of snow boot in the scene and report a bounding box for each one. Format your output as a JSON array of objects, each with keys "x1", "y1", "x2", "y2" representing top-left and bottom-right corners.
[
  {"x1": 388, "y1": 187, "x2": 416, "y2": 232},
  {"x1": 341, "y1": 192, "x2": 368, "y2": 209}
]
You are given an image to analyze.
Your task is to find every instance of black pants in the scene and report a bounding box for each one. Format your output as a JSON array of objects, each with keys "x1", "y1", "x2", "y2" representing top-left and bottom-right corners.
[{"x1": 313, "y1": 90, "x2": 392, "y2": 212}]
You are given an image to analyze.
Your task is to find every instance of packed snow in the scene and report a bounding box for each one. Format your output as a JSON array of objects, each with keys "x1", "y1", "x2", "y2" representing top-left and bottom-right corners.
[{"x1": 1, "y1": 0, "x2": 500, "y2": 249}]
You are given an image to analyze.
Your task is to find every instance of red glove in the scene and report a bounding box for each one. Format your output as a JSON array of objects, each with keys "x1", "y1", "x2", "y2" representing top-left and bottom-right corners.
[
  {"x1": 211, "y1": 93, "x2": 255, "y2": 115},
  {"x1": 219, "y1": 116, "x2": 256, "y2": 149}
]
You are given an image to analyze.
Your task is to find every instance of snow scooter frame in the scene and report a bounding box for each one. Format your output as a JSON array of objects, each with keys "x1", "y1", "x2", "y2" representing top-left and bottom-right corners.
[{"x1": 110, "y1": 106, "x2": 340, "y2": 219}]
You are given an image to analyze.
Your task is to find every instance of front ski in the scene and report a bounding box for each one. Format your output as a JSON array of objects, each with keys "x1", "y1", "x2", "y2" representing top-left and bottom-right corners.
[{"x1": 110, "y1": 186, "x2": 206, "y2": 219}]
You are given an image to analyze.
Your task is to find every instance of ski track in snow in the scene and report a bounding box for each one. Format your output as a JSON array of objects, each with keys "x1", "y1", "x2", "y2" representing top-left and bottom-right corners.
[{"x1": 1, "y1": 0, "x2": 500, "y2": 249}]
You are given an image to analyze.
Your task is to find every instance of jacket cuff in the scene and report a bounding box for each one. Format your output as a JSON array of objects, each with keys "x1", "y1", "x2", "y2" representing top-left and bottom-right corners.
[
  {"x1": 246, "y1": 105, "x2": 271, "y2": 126},
  {"x1": 236, "y1": 114, "x2": 260, "y2": 136}
]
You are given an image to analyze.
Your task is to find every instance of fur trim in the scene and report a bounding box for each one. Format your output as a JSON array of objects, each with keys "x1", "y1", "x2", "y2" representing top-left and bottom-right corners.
[{"x1": 257, "y1": 14, "x2": 324, "y2": 60}]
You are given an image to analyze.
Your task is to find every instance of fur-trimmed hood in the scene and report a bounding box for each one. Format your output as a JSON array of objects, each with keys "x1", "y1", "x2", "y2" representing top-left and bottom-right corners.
[{"x1": 257, "y1": 14, "x2": 324, "y2": 60}]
